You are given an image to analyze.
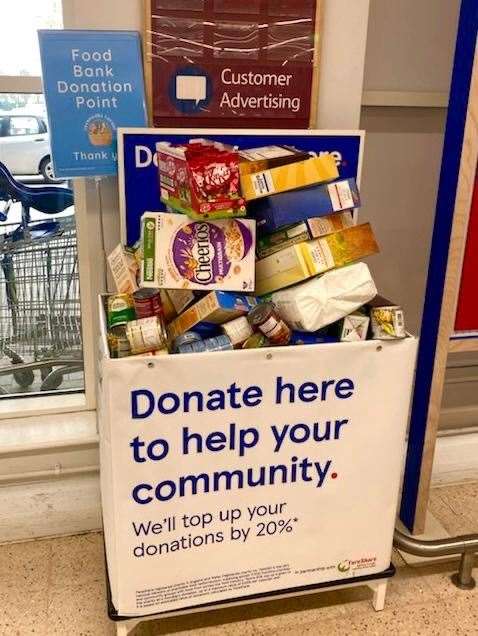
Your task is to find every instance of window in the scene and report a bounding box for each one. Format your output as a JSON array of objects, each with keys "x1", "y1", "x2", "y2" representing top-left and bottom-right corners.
[
  {"x1": 8, "y1": 116, "x2": 40, "y2": 136},
  {"x1": 0, "y1": 1, "x2": 88, "y2": 406}
]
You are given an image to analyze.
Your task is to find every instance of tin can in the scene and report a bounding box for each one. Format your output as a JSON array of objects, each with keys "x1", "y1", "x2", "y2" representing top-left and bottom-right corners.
[
  {"x1": 107, "y1": 293, "x2": 135, "y2": 328},
  {"x1": 178, "y1": 334, "x2": 233, "y2": 354},
  {"x1": 173, "y1": 331, "x2": 202, "y2": 352},
  {"x1": 125, "y1": 316, "x2": 168, "y2": 354},
  {"x1": 370, "y1": 305, "x2": 406, "y2": 339},
  {"x1": 221, "y1": 316, "x2": 253, "y2": 347},
  {"x1": 242, "y1": 333, "x2": 269, "y2": 349},
  {"x1": 247, "y1": 302, "x2": 291, "y2": 345},
  {"x1": 133, "y1": 288, "x2": 163, "y2": 320},
  {"x1": 107, "y1": 325, "x2": 131, "y2": 358}
]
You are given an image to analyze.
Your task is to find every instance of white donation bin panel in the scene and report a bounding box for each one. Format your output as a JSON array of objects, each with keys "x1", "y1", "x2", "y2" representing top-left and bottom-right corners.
[{"x1": 99, "y1": 311, "x2": 417, "y2": 617}]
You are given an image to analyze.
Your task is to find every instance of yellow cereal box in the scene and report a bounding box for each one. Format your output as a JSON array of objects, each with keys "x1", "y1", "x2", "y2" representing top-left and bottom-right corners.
[
  {"x1": 240, "y1": 154, "x2": 339, "y2": 201},
  {"x1": 255, "y1": 223, "x2": 379, "y2": 296}
]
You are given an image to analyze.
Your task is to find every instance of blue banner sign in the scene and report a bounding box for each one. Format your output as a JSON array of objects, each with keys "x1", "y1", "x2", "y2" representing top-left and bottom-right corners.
[
  {"x1": 118, "y1": 129, "x2": 364, "y2": 246},
  {"x1": 39, "y1": 30, "x2": 147, "y2": 178}
]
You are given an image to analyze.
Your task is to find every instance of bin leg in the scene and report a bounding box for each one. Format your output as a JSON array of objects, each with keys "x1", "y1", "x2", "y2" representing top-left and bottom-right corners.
[
  {"x1": 116, "y1": 620, "x2": 136, "y2": 636},
  {"x1": 371, "y1": 580, "x2": 387, "y2": 611}
]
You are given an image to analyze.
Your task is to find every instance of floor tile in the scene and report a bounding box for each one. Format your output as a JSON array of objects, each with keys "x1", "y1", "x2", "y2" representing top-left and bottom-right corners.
[
  {"x1": 428, "y1": 483, "x2": 478, "y2": 535},
  {"x1": 0, "y1": 538, "x2": 51, "y2": 592},
  {"x1": 49, "y1": 532, "x2": 105, "y2": 589},
  {"x1": 0, "y1": 587, "x2": 48, "y2": 635},
  {"x1": 46, "y1": 579, "x2": 115, "y2": 636}
]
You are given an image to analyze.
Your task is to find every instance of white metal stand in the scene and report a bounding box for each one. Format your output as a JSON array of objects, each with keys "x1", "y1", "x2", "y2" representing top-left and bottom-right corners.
[{"x1": 113, "y1": 576, "x2": 389, "y2": 635}]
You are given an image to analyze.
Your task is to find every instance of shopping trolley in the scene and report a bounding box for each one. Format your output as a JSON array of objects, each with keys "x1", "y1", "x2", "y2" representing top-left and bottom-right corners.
[{"x1": 0, "y1": 162, "x2": 83, "y2": 394}]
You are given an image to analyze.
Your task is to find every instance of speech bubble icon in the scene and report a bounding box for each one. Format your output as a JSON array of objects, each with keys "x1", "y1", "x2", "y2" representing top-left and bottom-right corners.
[{"x1": 176, "y1": 75, "x2": 207, "y2": 105}]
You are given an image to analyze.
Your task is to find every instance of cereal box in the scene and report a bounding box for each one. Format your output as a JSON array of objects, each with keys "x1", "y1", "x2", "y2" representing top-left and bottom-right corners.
[
  {"x1": 256, "y1": 223, "x2": 379, "y2": 296},
  {"x1": 256, "y1": 212, "x2": 354, "y2": 258},
  {"x1": 240, "y1": 154, "x2": 339, "y2": 201},
  {"x1": 107, "y1": 244, "x2": 139, "y2": 294},
  {"x1": 141, "y1": 212, "x2": 256, "y2": 292},
  {"x1": 157, "y1": 140, "x2": 246, "y2": 220},
  {"x1": 239, "y1": 145, "x2": 310, "y2": 176},
  {"x1": 168, "y1": 291, "x2": 258, "y2": 339},
  {"x1": 249, "y1": 178, "x2": 360, "y2": 233}
]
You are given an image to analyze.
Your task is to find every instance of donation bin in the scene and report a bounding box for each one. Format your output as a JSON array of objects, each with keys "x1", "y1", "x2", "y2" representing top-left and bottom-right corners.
[{"x1": 98, "y1": 300, "x2": 417, "y2": 617}]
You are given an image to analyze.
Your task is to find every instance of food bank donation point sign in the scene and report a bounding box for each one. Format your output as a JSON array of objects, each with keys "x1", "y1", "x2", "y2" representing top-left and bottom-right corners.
[
  {"x1": 99, "y1": 317, "x2": 417, "y2": 617},
  {"x1": 39, "y1": 30, "x2": 147, "y2": 177}
]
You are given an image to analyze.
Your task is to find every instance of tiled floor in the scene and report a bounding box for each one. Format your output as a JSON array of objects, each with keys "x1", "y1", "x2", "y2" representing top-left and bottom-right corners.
[{"x1": 0, "y1": 482, "x2": 477, "y2": 635}]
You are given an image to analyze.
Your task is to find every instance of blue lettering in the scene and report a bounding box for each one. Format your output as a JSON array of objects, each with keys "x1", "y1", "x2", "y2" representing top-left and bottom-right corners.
[
  {"x1": 132, "y1": 483, "x2": 153, "y2": 504},
  {"x1": 131, "y1": 389, "x2": 154, "y2": 419}
]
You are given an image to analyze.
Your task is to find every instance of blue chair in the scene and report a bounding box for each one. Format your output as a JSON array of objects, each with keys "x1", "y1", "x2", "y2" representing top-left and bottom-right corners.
[{"x1": 0, "y1": 161, "x2": 73, "y2": 224}]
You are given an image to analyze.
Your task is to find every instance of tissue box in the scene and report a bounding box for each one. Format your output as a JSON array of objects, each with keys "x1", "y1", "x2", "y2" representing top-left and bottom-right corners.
[
  {"x1": 168, "y1": 291, "x2": 258, "y2": 339},
  {"x1": 256, "y1": 211, "x2": 353, "y2": 258},
  {"x1": 255, "y1": 223, "x2": 379, "y2": 296},
  {"x1": 141, "y1": 212, "x2": 256, "y2": 292},
  {"x1": 271, "y1": 263, "x2": 378, "y2": 332},
  {"x1": 250, "y1": 178, "x2": 360, "y2": 234},
  {"x1": 240, "y1": 154, "x2": 339, "y2": 201}
]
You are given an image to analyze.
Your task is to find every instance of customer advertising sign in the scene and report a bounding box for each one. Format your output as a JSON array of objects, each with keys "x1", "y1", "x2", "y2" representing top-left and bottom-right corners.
[
  {"x1": 118, "y1": 128, "x2": 364, "y2": 246},
  {"x1": 99, "y1": 333, "x2": 417, "y2": 616},
  {"x1": 144, "y1": 1, "x2": 320, "y2": 128},
  {"x1": 38, "y1": 30, "x2": 147, "y2": 178}
]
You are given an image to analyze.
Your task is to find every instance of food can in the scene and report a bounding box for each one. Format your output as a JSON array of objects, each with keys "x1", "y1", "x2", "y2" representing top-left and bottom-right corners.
[
  {"x1": 107, "y1": 293, "x2": 135, "y2": 328},
  {"x1": 133, "y1": 288, "x2": 163, "y2": 320},
  {"x1": 107, "y1": 325, "x2": 131, "y2": 358},
  {"x1": 242, "y1": 333, "x2": 269, "y2": 349},
  {"x1": 178, "y1": 334, "x2": 233, "y2": 354},
  {"x1": 126, "y1": 316, "x2": 167, "y2": 354},
  {"x1": 247, "y1": 302, "x2": 291, "y2": 345},
  {"x1": 173, "y1": 331, "x2": 202, "y2": 352},
  {"x1": 221, "y1": 316, "x2": 253, "y2": 347},
  {"x1": 370, "y1": 305, "x2": 406, "y2": 339}
]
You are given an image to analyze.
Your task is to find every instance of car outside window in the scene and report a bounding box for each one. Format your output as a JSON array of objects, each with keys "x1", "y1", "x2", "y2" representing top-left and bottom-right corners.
[{"x1": 8, "y1": 116, "x2": 40, "y2": 136}]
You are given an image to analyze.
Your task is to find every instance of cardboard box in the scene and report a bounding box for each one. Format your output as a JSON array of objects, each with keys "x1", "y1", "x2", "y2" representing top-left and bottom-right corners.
[
  {"x1": 141, "y1": 212, "x2": 256, "y2": 292},
  {"x1": 239, "y1": 145, "x2": 310, "y2": 175},
  {"x1": 240, "y1": 154, "x2": 339, "y2": 201},
  {"x1": 168, "y1": 291, "x2": 258, "y2": 339},
  {"x1": 256, "y1": 211, "x2": 354, "y2": 258},
  {"x1": 157, "y1": 141, "x2": 246, "y2": 220},
  {"x1": 337, "y1": 312, "x2": 370, "y2": 342},
  {"x1": 249, "y1": 178, "x2": 360, "y2": 233},
  {"x1": 107, "y1": 244, "x2": 139, "y2": 294},
  {"x1": 256, "y1": 223, "x2": 379, "y2": 296}
]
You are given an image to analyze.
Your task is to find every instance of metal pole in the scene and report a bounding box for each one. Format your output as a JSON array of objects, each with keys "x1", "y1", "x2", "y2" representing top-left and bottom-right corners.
[
  {"x1": 394, "y1": 529, "x2": 478, "y2": 589},
  {"x1": 451, "y1": 552, "x2": 476, "y2": 590}
]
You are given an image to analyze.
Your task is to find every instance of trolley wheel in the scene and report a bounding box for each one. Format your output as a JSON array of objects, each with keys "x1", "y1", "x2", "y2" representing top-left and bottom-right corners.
[
  {"x1": 41, "y1": 370, "x2": 63, "y2": 391},
  {"x1": 13, "y1": 369, "x2": 35, "y2": 388},
  {"x1": 40, "y1": 366, "x2": 53, "y2": 381}
]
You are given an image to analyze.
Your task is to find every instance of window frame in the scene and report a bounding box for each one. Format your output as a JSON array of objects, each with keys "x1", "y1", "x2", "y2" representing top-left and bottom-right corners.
[{"x1": 0, "y1": 7, "x2": 96, "y2": 417}]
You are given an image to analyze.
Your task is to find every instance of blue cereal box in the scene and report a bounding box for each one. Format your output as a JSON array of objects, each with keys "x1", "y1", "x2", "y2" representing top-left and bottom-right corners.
[
  {"x1": 249, "y1": 178, "x2": 360, "y2": 234},
  {"x1": 168, "y1": 291, "x2": 258, "y2": 338}
]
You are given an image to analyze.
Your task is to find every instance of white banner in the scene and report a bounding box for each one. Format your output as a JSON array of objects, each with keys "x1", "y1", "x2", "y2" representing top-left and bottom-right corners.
[{"x1": 99, "y1": 336, "x2": 417, "y2": 616}]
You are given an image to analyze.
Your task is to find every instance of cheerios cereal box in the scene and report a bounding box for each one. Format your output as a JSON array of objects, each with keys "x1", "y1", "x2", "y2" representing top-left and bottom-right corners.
[{"x1": 141, "y1": 212, "x2": 256, "y2": 292}]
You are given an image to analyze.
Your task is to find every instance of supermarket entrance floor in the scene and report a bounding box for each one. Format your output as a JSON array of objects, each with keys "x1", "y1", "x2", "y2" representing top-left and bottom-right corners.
[{"x1": 1, "y1": 482, "x2": 476, "y2": 635}]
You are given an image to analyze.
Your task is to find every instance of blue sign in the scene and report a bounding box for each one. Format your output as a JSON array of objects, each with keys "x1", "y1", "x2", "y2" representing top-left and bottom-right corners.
[
  {"x1": 118, "y1": 129, "x2": 364, "y2": 246},
  {"x1": 38, "y1": 30, "x2": 147, "y2": 178}
]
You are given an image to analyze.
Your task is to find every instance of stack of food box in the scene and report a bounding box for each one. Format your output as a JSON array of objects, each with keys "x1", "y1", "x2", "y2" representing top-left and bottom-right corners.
[{"x1": 105, "y1": 139, "x2": 406, "y2": 358}]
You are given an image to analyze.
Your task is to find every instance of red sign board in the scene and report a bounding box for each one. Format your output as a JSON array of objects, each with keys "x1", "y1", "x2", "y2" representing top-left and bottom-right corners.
[
  {"x1": 145, "y1": 1, "x2": 319, "y2": 129},
  {"x1": 455, "y1": 168, "x2": 478, "y2": 332}
]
